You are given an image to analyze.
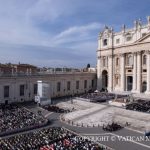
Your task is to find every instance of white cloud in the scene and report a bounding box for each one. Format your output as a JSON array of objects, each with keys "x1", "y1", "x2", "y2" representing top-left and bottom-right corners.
[
  {"x1": 55, "y1": 23, "x2": 101, "y2": 38},
  {"x1": 26, "y1": 0, "x2": 62, "y2": 22},
  {"x1": 0, "y1": 0, "x2": 102, "y2": 48},
  {"x1": 0, "y1": 0, "x2": 101, "y2": 67},
  {"x1": 0, "y1": 0, "x2": 87, "y2": 46},
  {"x1": 0, "y1": 1, "x2": 43, "y2": 45},
  {"x1": 52, "y1": 23, "x2": 102, "y2": 46}
]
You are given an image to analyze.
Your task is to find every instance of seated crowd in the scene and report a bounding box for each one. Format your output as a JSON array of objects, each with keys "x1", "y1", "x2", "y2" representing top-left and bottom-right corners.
[
  {"x1": 0, "y1": 104, "x2": 46, "y2": 134},
  {"x1": 80, "y1": 92, "x2": 115, "y2": 102},
  {"x1": 43, "y1": 105, "x2": 71, "y2": 113},
  {"x1": 0, "y1": 127, "x2": 107, "y2": 150},
  {"x1": 126, "y1": 99, "x2": 150, "y2": 113}
]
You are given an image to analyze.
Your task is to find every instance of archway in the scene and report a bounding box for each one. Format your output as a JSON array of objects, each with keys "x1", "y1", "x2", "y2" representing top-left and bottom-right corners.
[
  {"x1": 102, "y1": 70, "x2": 108, "y2": 90},
  {"x1": 127, "y1": 76, "x2": 133, "y2": 91},
  {"x1": 142, "y1": 81, "x2": 147, "y2": 93}
]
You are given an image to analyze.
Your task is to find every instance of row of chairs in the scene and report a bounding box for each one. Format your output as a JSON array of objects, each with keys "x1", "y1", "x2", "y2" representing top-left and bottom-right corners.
[{"x1": 43, "y1": 105, "x2": 71, "y2": 113}]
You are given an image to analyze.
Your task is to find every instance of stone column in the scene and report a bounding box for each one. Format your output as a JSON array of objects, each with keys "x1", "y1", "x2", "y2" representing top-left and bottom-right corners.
[
  {"x1": 108, "y1": 55, "x2": 113, "y2": 92},
  {"x1": 136, "y1": 51, "x2": 141, "y2": 93},
  {"x1": 120, "y1": 54, "x2": 125, "y2": 91},
  {"x1": 145, "y1": 51, "x2": 150, "y2": 94},
  {"x1": 132, "y1": 52, "x2": 137, "y2": 92},
  {"x1": 97, "y1": 56, "x2": 102, "y2": 90}
]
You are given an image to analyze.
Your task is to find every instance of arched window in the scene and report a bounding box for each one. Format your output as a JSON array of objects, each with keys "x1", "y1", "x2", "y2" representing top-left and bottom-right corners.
[
  {"x1": 103, "y1": 39, "x2": 108, "y2": 46},
  {"x1": 126, "y1": 33, "x2": 132, "y2": 41},
  {"x1": 116, "y1": 58, "x2": 119, "y2": 66},
  {"x1": 127, "y1": 55, "x2": 133, "y2": 66},
  {"x1": 143, "y1": 55, "x2": 147, "y2": 65}
]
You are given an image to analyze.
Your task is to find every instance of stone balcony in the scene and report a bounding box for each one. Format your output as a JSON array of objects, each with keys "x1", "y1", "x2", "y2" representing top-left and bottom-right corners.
[{"x1": 125, "y1": 65, "x2": 133, "y2": 69}]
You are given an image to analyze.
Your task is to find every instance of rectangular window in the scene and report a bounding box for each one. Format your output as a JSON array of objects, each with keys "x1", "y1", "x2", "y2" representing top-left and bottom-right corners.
[
  {"x1": 84, "y1": 80, "x2": 87, "y2": 89},
  {"x1": 116, "y1": 38, "x2": 120, "y2": 44},
  {"x1": 57, "y1": 82, "x2": 61, "y2": 92},
  {"x1": 67, "y1": 81, "x2": 71, "y2": 91},
  {"x1": 116, "y1": 78, "x2": 119, "y2": 85},
  {"x1": 116, "y1": 58, "x2": 119, "y2": 66},
  {"x1": 92, "y1": 80, "x2": 94, "y2": 88},
  {"x1": 103, "y1": 59, "x2": 105, "y2": 67},
  {"x1": 142, "y1": 33, "x2": 146, "y2": 37},
  {"x1": 25, "y1": 83, "x2": 28, "y2": 89},
  {"x1": 34, "y1": 84, "x2": 37, "y2": 94},
  {"x1": 20, "y1": 85, "x2": 25, "y2": 96},
  {"x1": 4, "y1": 86, "x2": 9, "y2": 98},
  {"x1": 103, "y1": 57, "x2": 107, "y2": 67},
  {"x1": 76, "y1": 81, "x2": 79, "y2": 89},
  {"x1": 126, "y1": 36, "x2": 132, "y2": 41}
]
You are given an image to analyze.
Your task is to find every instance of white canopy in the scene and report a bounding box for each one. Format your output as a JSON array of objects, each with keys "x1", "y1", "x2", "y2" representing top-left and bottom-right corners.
[{"x1": 94, "y1": 90, "x2": 99, "y2": 93}]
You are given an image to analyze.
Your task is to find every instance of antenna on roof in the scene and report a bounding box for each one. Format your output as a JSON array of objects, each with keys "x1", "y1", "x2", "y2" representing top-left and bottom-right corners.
[
  {"x1": 122, "y1": 24, "x2": 126, "y2": 32},
  {"x1": 147, "y1": 16, "x2": 150, "y2": 25}
]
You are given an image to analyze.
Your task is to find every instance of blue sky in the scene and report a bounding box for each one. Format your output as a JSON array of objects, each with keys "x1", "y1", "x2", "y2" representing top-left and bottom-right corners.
[{"x1": 0, "y1": 0, "x2": 150, "y2": 68}]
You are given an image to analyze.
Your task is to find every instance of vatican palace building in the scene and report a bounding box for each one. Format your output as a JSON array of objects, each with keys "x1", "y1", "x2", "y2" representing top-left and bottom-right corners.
[{"x1": 97, "y1": 16, "x2": 150, "y2": 94}]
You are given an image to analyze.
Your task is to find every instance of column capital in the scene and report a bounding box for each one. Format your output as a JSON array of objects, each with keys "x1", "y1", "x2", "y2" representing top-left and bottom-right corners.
[
  {"x1": 145, "y1": 50, "x2": 150, "y2": 55},
  {"x1": 114, "y1": 54, "x2": 120, "y2": 57},
  {"x1": 119, "y1": 53, "x2": 125, "y2": 57},
  {"x1": 137, "y1": 51, "x2": 142, "y2": 55},
  {"x1": 132, "y1": 52, "x2": 137, "y2": 55}
]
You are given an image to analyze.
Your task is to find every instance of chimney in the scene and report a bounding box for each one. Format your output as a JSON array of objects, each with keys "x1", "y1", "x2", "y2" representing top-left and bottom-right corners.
[{"x1": 138, "y1": 18, "x2": 142, "y2": 29}]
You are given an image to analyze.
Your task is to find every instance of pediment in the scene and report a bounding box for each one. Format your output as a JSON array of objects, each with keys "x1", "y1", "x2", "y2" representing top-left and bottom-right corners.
[{"x1": 135, "y1": 32, "x2": 150, "y2": 43}]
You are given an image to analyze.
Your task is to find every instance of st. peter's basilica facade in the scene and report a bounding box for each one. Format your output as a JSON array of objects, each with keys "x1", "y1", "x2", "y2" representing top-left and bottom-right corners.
[{"x1": 97, "y1": 16, "x2": 150, "y2": 94}]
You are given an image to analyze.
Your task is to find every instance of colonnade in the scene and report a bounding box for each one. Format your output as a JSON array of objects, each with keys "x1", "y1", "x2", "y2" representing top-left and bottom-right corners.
[{"x1": 119, "y1": 51, "x2": 150, "y2": 93}]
